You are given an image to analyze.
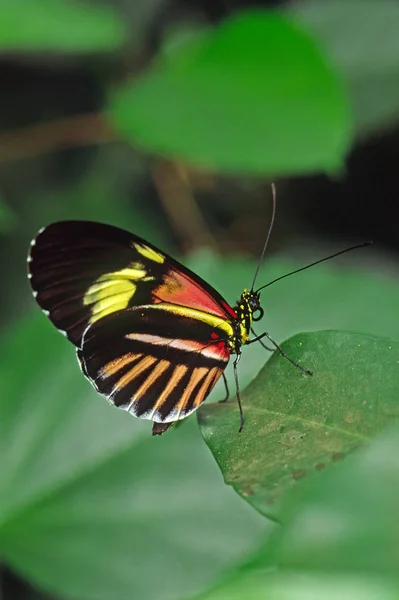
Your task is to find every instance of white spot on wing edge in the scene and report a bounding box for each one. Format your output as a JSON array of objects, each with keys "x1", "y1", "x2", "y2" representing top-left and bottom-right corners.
[
  {"x1": 29, "y1": 225, "x2": 46, "y2": 253},
  {"x1": 27, "y1": 272, "x2": 32, "y2": 279},
  {"x1": 43, "y1": 309, "x2": 50, "y2": 316},
  {"x1": 32, "y1": 290, "x2": 38, "y2": 298},
  {"x1": 127, "y1": 401, "x2": 193, "y2": 424},
  {"x1": 129, "y1": 404, "x2": 153, "y2": 420},
  {"x1": 152, "y1": 405, "x2": 195, "y2": 423}
]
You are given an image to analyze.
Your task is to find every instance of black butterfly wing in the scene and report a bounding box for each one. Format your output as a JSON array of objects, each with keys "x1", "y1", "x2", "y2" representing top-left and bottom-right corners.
[
  {"x1": 28, "y1": 221, "x2": 236, "y2": 348},
  {"x1": 78, "y1": 305, "x2": 231, "y2": 423}
]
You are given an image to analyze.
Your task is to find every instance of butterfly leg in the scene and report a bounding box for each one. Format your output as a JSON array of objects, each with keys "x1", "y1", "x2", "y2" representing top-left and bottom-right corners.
[
  {"x1": 257, "y1": 338, "x2": 275, "y2": 351},
  {"x1": 255, "y1": 329, "x2": 313, "y2": 376},
  {"x1": 218, "y1": 372, "x2": 230, "y2": 403},
  {"x1": 233, "y1": 353, "x2": 244, "y2": 433},
  {"x1": 249, "y1": 328, "x2": 274, "y2": 351}
]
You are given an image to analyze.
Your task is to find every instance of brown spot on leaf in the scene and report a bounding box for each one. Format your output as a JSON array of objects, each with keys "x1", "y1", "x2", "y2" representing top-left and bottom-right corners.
[
  {"x1": 280, "y1": 429, "x2": 304, "y2": 447},
  {"x1": 266, "y1": 499, "x2": 275, "y2": 505},
  {"x1": 259, "y1": 420, "x2": 281, "y2": 436},
  {"x1": 292, "y1": 469, "x2": 307, "y2": 480},
  {"x1": 332, "y1": 452, "x2": 345, "y2": 462},
  {"x1": 241, "y1": 484, "x2": 255, "y2": 496},
  {"x1": 315, "y1": 463, "x2": 325, "y2": 471},
  {"x1": 344, "y1": 411, "x2": 362, "y2": 424}
]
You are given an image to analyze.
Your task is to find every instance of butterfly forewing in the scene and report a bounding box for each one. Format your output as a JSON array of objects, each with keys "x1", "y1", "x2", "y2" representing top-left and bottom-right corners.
[
  {"x1": 78, "y1": 306, "x2": 230, "y2": 422},
  {"x1": 28, "y1": 221, "x2": 235, "y2": 347},
  {"x1": 28, "y1": 220, "x2": 238, "y2": 429}
]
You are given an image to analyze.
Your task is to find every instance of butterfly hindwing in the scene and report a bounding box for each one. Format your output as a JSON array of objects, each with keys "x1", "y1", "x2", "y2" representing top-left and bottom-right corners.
[
  {"x1": 28, "y1": 221, "x2": 236, "y2": 347},
  {"x1": 78, "y1": 306, "x2": 231, "y2": 423}
]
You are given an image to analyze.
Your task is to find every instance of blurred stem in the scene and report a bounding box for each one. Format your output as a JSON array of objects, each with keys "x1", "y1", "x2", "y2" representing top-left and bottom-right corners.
[
  {"x1": 0, "y1": 114, "x2": 219, "y2": 252},
  {"x1": 152, "y1": 159, "x2": 218, "y2": 251},
  {"x1": 0, "y1": 113, "x2": 114, "y2": 162}
]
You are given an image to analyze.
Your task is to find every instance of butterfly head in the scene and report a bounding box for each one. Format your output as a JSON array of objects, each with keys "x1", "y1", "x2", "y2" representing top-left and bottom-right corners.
[
  {"x1": 233, "y1": 289, "x2": 264, "y2": 348},
  {"x1": 240, "y1": 289, "x2": 264, "y2": 322}
]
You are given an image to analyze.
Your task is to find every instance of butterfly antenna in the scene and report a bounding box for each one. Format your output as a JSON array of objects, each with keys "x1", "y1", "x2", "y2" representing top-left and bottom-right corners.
[
  {"x1": 255, "y1": 241, "x2": 373, "y2": 293},
  {"x1": 250, "y1": 183, "x2": 277, "y2": 291}
]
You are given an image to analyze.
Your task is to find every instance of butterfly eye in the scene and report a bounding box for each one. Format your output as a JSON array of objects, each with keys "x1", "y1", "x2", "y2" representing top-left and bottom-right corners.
[{"x1": 252, "y1": 307, "x2": 264, "y2": 322}]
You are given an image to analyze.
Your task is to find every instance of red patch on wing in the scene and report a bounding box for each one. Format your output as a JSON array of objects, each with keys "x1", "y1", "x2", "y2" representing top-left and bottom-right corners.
[
  {"x1": 221, "y1": 301, "x2": 237, "y2": 319},
  {"x1": 216, "y1": 341, "x2": 228, "y2": 352},
  {"x1": 205, "y1": 340, "x2": 230, "y2": 362},
  {"x1": 153, "y1": 270, "x2": 235, "y2": 319}
]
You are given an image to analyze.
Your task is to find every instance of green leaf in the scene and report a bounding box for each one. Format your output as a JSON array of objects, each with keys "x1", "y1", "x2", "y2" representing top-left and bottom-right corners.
[
  {"x1": 290, "y1": 0, "x2": 399, "y2": 134},
  {"x1": 109, "y1": 11, "x2": 351, "y2": 175},
  {"x1": 0, "y1": 316, "x2": 267, "y2": 600},
  {"x1": 198, "y1": 330, "x2": 399, "y2": 519},
  {"x1": 264, "y1": 424, "x2": 399, "y2": 575},
  {"x1": 195, "y1": 570, "x2": 399, "y2": 600},
  {"x1": 0, "y1": 0, "x2": 126, "y2": 52},
  {"x1": 196, "y1": 428, "x2": 399, "y2": 600}
]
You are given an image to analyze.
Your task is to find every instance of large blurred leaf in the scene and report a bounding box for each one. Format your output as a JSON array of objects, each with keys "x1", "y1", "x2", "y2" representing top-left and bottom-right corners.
[
  {"x1": 195, "y1": 570, "x2": 399, "y2": 600},
  {"x1": 265, "y1": 424, "x2": 399, "y2": 574},
  {"x1": 0, "y1": 0, "x2": 126, "y2": 52},
  {"x1": 109, "y1": 11, "x2": 351, "y2": 175},
  {"x1": 199, "y1": 330, "x2": 399, "y2": 518},
  {"x1": 290, "y1": 0, "x2": 399, "y2": 134},
  {"x1": 2, "y1": 249, "x2": 398, "y2": 598},
  {"x1": 195, "y1": 427, "x2": 399, "y2": 600},
  {"x1": 0, "y1": 316, "x2": 267, "y2": 600},
  {"x1": 208, "y1": 426, "x2": 399, "y2": 600}
]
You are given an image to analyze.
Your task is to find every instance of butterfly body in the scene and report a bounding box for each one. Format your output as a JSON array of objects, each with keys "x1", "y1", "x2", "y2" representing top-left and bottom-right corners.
[{"x1": 28, "y1": 221, "x2": 262, "y2": 434}]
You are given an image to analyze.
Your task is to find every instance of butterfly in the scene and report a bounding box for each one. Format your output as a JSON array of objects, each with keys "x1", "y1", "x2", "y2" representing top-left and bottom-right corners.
[
  {"x1": 28, "y1": 219, "x2": 279, "y2": 435},
  {"x1": 28, "y1": 202, "x2": 370, "y2": 436}
]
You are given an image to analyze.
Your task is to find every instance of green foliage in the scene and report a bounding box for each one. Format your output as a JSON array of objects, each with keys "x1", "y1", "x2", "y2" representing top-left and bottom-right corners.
[
  {"x1": 0, "y1": 0, "x2": 126, "y2": 52},
  {"x1": 0, "y1": 316, "x2": 266, "y2": 600},
  {"x1": 290, "y1": 0, "x2": 399, "y2": 134},
  {"x1": 196, "y1": 425, "x2": 399, "y2": 599},
  {"x1": 268, "y1": 425, "x2": 399, "y2": 573},
  {"x1": 195, "y1": 569, "x2": 399, "y2": 600},
  {"x1": 1, "y1": 2, "x2": 399, "y2": 598},
  {"x1": 192, "y1": 255, "x2": 399, "y2": 598},
  {"x1": 2, "y1": 250, "x2": 398, "y2": 599},
  {"x1": 109, "y1": 11, "x2": 351, "y2": 175},
  {"x1": 199, "y1": 330, "x2": 399, "y2": 518}
]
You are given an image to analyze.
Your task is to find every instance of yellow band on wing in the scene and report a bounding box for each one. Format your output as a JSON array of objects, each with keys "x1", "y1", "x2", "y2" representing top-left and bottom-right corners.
[
  {"x1": 133, "y1": 243, "x2": 165, "y2": 263},
  {"x1": 139, "y1": 303, "x2": 234, "y2": 337},
  {"x1": 83, "y1": 264, "x2": 154, "y2": 325}
]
